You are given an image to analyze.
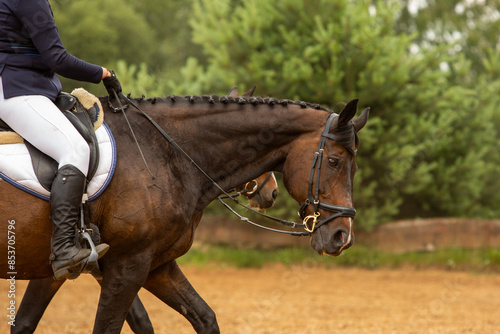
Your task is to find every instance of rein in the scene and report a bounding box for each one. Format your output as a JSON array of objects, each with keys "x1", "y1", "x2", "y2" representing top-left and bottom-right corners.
[{"x1": 111, "y1": 91, "x2": 355, "y2": 236}]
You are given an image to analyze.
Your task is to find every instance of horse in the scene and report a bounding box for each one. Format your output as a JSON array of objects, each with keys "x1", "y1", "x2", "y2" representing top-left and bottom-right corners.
[
  {"x1": 0, "y1": 92, "x2": 369, "y2": 333},
  {"x1": 9, "y1": 87, "x2": 280, "y2": 334},
  {"x1": 10, "y1": 170, "x2": 279, "y2": 334}
]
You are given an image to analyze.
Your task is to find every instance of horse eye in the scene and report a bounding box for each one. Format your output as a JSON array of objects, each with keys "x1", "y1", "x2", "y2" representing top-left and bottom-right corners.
[{"x1": 328, "y1": 157, "x2": 340, "y2": 168}]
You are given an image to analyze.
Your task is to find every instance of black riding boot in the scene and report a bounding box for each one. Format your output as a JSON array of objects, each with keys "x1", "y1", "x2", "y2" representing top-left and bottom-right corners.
[{"x1": 49, "y1": 164, "x2": 108, "y2": 280}]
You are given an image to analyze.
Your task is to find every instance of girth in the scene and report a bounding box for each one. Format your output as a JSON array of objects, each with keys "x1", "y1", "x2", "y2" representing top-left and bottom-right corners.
[{"x1": 0, "y1": 92, "x2": 100, "y2": 191}]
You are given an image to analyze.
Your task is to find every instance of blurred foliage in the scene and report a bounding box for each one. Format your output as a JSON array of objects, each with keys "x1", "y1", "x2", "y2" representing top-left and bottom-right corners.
[
  {"x1": 396, "y1": 0, "x2": 500, "y2": 82},
  {"x1": 53, "y1": 0, "x2": 156, "y2": 66},
  {"x1": 50, "y1": 0, "x2": 198, "y2": 95},
  {"x1": 49, "y1": 0, "x2": 500, "y2": 230}
]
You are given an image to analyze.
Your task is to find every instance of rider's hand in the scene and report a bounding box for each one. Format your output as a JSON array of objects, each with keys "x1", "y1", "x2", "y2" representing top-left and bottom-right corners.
[
  {"x1": 102, "y1": 69, "x2": 122, "y2": 97},
  {"x1": 102, "y1": 68, "x2": 127, "y2": 112}
]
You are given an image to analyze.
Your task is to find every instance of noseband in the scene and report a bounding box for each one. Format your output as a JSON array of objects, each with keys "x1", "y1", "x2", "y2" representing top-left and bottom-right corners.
[{"x1": 297, "y1": 113, "x2": 357, "y2": 232}]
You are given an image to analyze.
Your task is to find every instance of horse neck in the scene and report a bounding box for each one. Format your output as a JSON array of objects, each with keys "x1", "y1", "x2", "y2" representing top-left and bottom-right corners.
[{"x1": 104, "y1": 96, "x2": 327, "y2": 206}]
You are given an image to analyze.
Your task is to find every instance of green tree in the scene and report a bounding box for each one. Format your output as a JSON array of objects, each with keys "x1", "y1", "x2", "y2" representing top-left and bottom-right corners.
[
  {"x1": 50, "y1": 0, "x2": 200, "y2": 95},
  {"x1": 123, "y1": 0, "x2": 205, "y2": 75},
  {"x1": 173, "y1": 0, "x2": 500, "y2": 230},
  {"x1": 109, "y1": 60, "x2": 169, "y2": 97},
  {"x1": 396, "y1": 0, "x2": 500, "y2": 82},
  {"x1": 52, "y1": 0, "x2": 156, "y2": 66},
  {"x1": 394, "y1": 0, "x2": 500, "y2": 218}
]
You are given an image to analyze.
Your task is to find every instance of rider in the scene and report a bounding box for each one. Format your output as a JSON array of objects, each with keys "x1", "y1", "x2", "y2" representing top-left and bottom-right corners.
[{"x1": 0, "y1": 0, "x2": 121, "y2": 280}]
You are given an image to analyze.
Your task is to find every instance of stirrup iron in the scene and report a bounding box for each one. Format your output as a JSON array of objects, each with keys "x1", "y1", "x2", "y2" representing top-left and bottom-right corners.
[{"x1": 79, "y1": 199, "x2": 99, "y2": 273}]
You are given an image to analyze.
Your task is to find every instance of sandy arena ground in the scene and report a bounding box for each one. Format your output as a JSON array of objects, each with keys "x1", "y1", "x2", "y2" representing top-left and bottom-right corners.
[{"x1": 1, "y1": 265, "x2": 500, "y2": 333}]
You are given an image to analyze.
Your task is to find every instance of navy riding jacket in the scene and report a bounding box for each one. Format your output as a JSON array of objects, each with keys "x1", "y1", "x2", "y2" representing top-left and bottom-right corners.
[{"x1": 0, "y1": 0, "x2": 102, "y2": 102}]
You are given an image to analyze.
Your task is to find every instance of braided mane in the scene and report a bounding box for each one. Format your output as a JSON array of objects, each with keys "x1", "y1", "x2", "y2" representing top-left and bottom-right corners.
[
  {"x1": 128, "y1": 94, "x2": 356, "y2": 149},
  {"x1": 130, "y1": 94, "x2": 332, "y2": 113}
]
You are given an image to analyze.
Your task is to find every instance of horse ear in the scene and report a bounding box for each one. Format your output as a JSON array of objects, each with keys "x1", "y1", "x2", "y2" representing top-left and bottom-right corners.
[
  {"x1": 227, "y1": 87, "x2": 239, "y2": 97},
  {"x1": 241, "y1": 86, "x2": 257, "y2": 97},
  {"x1": 353, "y1": 107, "x2": 370, "y2": 133},
  {"x1": 338, "y1": 99, "x2": 358, "y2": 127}
]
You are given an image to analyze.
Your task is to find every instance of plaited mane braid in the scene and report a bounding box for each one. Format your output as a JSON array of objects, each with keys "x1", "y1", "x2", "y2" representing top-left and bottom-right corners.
[
  {"x1": 133, "y1": 94, "x2": 358, "y2": 148},
  {"x1": 132, "y1": 94, "x2": 358, "y2": 146},
  {"x1": 135, "y1": 95, "x2": 357, "y2": 147},
  {"x1": 133, "y1": 94, "x2": 331, "y2": 113},
  {"x1": 135, "y1": 94, "x2": 359, "y2": 147}
]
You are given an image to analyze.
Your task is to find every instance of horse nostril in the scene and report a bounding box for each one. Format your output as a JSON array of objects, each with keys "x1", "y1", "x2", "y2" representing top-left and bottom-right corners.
[
  {"x1": 334, "y1": 230, "x2": 348, "y2": 245},
  {"x1": 272, "y1": 189, "x2": 278, "y2": 200}
]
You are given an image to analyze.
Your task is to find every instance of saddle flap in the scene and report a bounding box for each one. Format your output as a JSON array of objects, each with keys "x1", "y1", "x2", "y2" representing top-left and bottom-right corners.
[{"x1": 25, "y1": 141, "x2": 58, "y2": 191}]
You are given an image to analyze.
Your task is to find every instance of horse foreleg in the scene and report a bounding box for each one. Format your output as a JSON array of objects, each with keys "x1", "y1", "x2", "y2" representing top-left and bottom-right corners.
[
  {"x1": 12, "y1": 278, "x2": 65, "y2": 334},
  {"x1": 91, "y1": 276, "x2": 154, "y2": 334},
  {"x1": 125, "y1": 295, "x2": 155, "y2": 334},
  {"x1": 13, "y1": 276, "x2": 153, "y2": 334},
  {"x1": 143, "y1": 261, "x2": 220, "y2": 334},
  {"x1": 93, "y1": 257, "x2": 150, "y2": 334}
]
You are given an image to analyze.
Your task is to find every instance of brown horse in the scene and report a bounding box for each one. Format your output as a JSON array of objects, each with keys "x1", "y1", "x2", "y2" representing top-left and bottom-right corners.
[
  {"x1": 10, "y1": 171, "x2": 279, "y2": 334},
  {"x1": 10, "y1": 87, "x2": 280, "y2": 334},
  {"x1": 0, "y1": 93, "x2": 368, "y2": 333}
]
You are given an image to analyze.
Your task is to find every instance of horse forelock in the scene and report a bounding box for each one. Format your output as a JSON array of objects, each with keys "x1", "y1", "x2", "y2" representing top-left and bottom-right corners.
[{"x1": 331, "y1": 118, "x2": 357, "y2": 151}]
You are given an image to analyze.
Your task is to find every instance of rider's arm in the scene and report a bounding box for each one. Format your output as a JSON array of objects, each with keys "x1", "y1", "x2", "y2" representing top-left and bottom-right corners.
[{"x1": 13, "y1": 0, "x2": 103, "y2": 83}]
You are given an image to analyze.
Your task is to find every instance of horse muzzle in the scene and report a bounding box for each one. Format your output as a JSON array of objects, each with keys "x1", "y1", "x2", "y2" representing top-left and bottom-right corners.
[
  {"x1": 310, "y1": 217, "x2": 354, "y2": 256},
  {"x1": 248, "y1": 189, "x2": 278, "y2": 210}
]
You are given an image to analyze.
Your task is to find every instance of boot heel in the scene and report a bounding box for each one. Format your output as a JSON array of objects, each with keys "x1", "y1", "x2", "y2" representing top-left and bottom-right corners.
[{"x1": 53, "y1": 258, "x2": 88, "y2": 280}]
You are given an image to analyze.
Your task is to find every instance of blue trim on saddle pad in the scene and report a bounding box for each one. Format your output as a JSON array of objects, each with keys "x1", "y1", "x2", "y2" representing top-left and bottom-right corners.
[
  {"x1": 0, "y1": 171, "x2": 50, "y2": 200},
  {"x1": 0, "y1": 122, "x2": 117, "y2": 202},
  {"x1": 88, "y1": 122, "x2": 116, "y2": 201}
]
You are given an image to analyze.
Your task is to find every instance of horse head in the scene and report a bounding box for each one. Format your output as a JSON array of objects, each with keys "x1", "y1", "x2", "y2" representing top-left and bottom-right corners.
[{"x1": 283, "y1": 99, "x2": 369, "y2": 256}]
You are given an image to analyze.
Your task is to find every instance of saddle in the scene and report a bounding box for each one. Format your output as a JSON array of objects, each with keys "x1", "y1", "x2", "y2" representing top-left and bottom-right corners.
[
  {"x1": 0, "y1": 89, "x2": 102, "y2": 191},
  {"x1": 0, "y1": 89, "x2": 108, "y2": 278}
]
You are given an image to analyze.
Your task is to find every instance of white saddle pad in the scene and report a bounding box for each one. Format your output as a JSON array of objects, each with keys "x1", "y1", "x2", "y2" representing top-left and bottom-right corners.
[{"x1": 0, "y1": 122, "x2": 116, "y2": 201}]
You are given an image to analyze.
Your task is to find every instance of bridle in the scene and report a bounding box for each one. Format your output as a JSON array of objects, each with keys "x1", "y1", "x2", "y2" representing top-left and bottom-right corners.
[
  {"x1": 297, "y1": 112, "x2": 357, "y2": 232},
  {"x1": 238, "y1": 172, "x2": 274, "y2": 199},
  {"x1": 112, "y1": 92, "x2": 357, "y2": 236}
]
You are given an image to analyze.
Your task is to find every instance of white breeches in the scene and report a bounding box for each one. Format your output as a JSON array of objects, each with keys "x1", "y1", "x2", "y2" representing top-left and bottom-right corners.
[{"x1": 0, "y1": 78, "x2": 90, "y2": 176}]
